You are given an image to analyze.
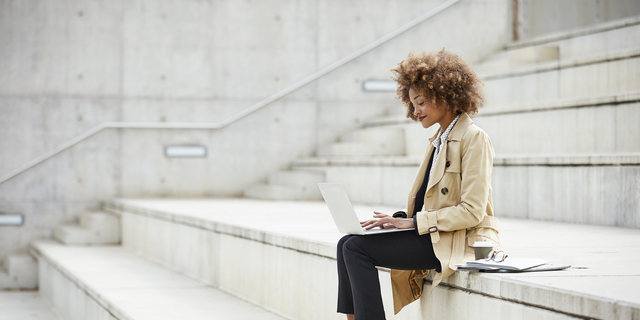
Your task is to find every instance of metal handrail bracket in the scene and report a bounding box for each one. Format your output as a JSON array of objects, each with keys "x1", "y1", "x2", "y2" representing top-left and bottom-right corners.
[{"x1": 0, "y1": 0, "x2": 460, "y2": 185}]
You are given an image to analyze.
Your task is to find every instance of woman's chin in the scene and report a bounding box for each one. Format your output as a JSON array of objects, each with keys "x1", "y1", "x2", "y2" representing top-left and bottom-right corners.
[{"x1": 421, "y1": 121, "x2": 435, "y2": 128}]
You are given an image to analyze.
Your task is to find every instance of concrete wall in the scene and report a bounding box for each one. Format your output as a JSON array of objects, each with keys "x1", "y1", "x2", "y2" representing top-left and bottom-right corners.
[
  {"x1": 514, "y1": 0, "x2": 640, "y2": 41},
  {"x1": 0, "y1": 0, "x2": 511, "y2": 259}
]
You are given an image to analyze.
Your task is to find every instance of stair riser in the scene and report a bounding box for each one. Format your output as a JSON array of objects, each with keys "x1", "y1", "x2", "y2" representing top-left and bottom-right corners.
[
  {"x1": 0, "y1": 255, "x2": 37, "y2": 289},
  {"x1": 244, "y1": 185, "x2": 322, "y2": 201},
  {"x1": 545, "y1": 23, "x2": 640, "y2": 61},
  {"x1": 317, "y1": 143, "x2": 404, "y2": 157},
  {"x1": 55, "y1": 215, "x2": 120, "y2": 245},
  {"x1": 476, "y1": 22, "x2": 640, "y2": 73},
  {"x1": 268, "y1": 171, "x2": 325, "y2": 188},
  {"x1": 340, "y1": 128, "x2": 404, "y2": 144},
  {"x1": 484, "y1": 57, "x2": 640, "y2": 105},
  {"x1": 118, "y1": 212, "x2": 371, "y2": 320},
  {"x1": 474, "y1": 102, "x2": 640, "y2": 154},
  {"x1": 493, "y1": 165, "x2": 640, "y2": 228},
  {"x1": 54, "y1": 227, "x2": 91, "y2": 245},
  {"x1": 38, "y1": 258, "x2": 119, "y2": 320},
  {"x1": 302, "y1": 164, "x2": 640, "y2": 228}
]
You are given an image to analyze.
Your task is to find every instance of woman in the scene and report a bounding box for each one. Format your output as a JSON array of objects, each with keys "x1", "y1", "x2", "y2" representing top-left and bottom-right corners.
[{"x1": 336, "y1": 49, "x2": 503, "y2": 320}]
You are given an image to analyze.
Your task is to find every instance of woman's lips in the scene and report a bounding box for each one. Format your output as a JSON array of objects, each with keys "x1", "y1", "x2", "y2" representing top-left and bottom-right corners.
[{"x1": 419, "y1": 116, "x2": 426, "y2": 121}]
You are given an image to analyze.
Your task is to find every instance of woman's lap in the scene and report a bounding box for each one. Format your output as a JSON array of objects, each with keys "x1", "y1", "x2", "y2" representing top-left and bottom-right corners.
[{"x1": 340, "y1": 231, "x2": 440, "y2": 271}]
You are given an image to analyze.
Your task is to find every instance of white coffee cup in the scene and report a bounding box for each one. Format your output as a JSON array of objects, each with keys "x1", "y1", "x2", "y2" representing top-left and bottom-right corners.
[{"x1": 472, "y1": 241, "x2": 493, "y2": 260}]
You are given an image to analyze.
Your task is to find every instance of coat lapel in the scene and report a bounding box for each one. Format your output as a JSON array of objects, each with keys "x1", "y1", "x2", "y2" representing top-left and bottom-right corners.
[
  {"x1": 426, "y1": 113, "x2": 474, "y2": 193},
  {"x1": 426, "y1": 142, "x2": 447, "y2": 192}
]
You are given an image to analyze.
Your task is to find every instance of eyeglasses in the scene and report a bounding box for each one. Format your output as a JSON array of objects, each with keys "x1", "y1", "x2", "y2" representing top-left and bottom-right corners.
[{"x1": 484, "y1": 250, "x2": 508, "y2": 263}]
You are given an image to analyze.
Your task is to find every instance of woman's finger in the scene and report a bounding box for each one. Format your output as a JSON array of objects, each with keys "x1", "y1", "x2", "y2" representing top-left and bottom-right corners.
[
  {"x1": 360, "y1": 219, "x2": 373, "y2": 227},
  {"x1": 364, "y1": 219, "x2": 384, "y2": 230},
  {"x1": 373, "y1": 211, "x2": 389, "y2": 218}
]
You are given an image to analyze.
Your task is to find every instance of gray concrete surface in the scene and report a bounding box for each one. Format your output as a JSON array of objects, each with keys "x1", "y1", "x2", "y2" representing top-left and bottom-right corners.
[
  {"x1": 34, "y1": 243, "x2": 287, "y2": 320},
  {"x1": 0, "y1": 291, "x2": 59, "y2": 320},
  {"x1": 0, "y1": 0, "x2": 511, "y2": 261},
  {"x1": 105, "y1": 198, "x2": 640, "y2": 320},
  {"x1": 514, "y1": 0, "x2": 640, "y2": 41}
]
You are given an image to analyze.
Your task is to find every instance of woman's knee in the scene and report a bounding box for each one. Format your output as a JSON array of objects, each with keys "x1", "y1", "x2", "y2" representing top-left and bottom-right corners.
[
  {"x1": 337, "y1": 235, "x2": 354, "y2": 256},
  {"x1": 342, "y1": 235, "x2": 366, "y2": 255}
]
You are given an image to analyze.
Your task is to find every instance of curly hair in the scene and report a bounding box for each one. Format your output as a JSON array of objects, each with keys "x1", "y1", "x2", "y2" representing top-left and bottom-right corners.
[{"x1": 390, "y1": 49, "x2": 484, "y2": 121}]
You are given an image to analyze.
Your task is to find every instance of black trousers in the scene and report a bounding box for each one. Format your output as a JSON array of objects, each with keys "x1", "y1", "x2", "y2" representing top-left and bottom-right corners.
[{"x1": 336, "y1": 232, "x2": 440, "y2": 320}]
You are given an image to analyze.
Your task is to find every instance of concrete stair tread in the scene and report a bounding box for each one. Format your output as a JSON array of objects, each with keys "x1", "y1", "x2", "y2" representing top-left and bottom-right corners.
[
  {"x1": 105, "y1": 198, "x2": 640, "y2": 320},
  {"x1": 293, "y1": 153, "x2": 640, "y2": 167},
  {"x1": 0, "y1": 292, "x2": 59, "y2": 320},
  {"x1": 363, "y1": 91, "x2": 640, "y2": 128},
  {"x1": 32, "y1": 241, "x2": 286, "y2": 320},
  {"x1": 479, "y1": 47, "x2": 640, "y2": 80},
  {"x1": 244, "y1": 183, "x2": 322, "y2": 200}
]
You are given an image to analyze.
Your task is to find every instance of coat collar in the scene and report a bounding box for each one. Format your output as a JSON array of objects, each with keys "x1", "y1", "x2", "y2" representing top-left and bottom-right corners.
[{"x1": 429, "y1": 112, "x2": 474, "y2": 144}]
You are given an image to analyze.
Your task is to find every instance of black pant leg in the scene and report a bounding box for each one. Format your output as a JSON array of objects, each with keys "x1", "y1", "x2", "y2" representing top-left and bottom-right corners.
[
  {"x1": 337, "y1": 231, "x2": 440, "y2": 320},
  {"x1": 337, "y1": 235, "x2": 356, "y2": 314}
]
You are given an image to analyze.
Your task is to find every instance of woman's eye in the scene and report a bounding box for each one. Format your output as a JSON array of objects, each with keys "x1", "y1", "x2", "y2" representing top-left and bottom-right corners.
[{"x1": 418, "y1": 102, "x2": 424, "y2": 106}]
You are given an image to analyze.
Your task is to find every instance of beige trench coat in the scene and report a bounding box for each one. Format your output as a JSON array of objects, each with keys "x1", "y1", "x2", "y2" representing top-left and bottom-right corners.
[{"x1": 391, "y1": 112, "x2": 503, "y2": 314}]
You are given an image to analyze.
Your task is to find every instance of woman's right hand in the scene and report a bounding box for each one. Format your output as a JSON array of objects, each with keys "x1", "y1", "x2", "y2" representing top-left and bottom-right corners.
[
  {"x1": 360, "y1": 211, "x2": 389, "y2": 229},
  {"x1": 361, "y1": 211, "x2": 416, "y2": 230}
]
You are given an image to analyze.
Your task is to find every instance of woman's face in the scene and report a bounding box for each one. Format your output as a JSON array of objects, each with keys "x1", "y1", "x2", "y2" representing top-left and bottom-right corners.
[{"x1": 409, "y1": 87, "x2": 446, "y2": 129}]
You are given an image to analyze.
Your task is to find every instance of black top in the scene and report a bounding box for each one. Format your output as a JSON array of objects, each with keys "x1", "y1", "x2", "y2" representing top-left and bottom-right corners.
[
  {"x1": 413, "y1": 149, "x2": 436, "y2": 217},
  {"x1": 392, "y1": 148, "x2": 436, "y2": 234}
]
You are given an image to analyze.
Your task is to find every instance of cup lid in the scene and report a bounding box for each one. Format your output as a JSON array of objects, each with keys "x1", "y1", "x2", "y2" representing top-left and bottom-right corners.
[{"x1": 472, "y1": 241, "x2": 493, "y2": 247}]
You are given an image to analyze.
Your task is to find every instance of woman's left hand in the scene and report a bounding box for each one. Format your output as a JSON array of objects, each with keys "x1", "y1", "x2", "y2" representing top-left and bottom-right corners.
[{"x1": 360, "y1": 211, "x2": 415, "y2": 230}]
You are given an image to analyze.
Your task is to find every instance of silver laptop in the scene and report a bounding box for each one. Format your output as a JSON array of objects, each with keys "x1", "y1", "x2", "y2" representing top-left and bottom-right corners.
[{"x1": 318, "y1": 182, "x2": 415, "y2": 235}]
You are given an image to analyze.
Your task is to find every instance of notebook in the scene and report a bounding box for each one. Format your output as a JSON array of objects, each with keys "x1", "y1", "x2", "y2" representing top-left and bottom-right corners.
[
  {"x1": 318, "y1": 182, "x2": 415, "y2": 235},
  {"x1": 457, "y1": 257, "x2": 550, "y2": 271}
]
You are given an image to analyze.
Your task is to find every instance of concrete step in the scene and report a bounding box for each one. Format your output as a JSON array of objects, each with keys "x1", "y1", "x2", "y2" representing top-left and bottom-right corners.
[
  {"x1": 481, "y1": 48, "x2": 640, "y2": 106},
  {"x1": 317, "y1": 141, "x2": 404, "y2": 157},
  {"x1": 475, "y1": 15, "x2": 640, "y2": 74},
  {"x1": 54, "y1": 212, "x2": 120, "y2": 245},
  {"x1": 293, "y1": 153, "x2": 640, "y2": 168},
  {"x1": 106, "y1": 198, "x2": 640, "y2": 320},
  {"x1": 362, "y1": 92, "x2": 640, "y2": 155},
  {"x1": 476, "y1": 95, "x2": 640, "y2": 155},
  {"x1": 267, "y1": 169, "x2": 325, "y2": 188},
  {"x1": 0, "y1": 291, "x2": 59, "y2": 320},
  {"x1": 507, "y1": 15, "x2": 640, "y2": 58},
  {"x1": 474, "y1": 45, "x2": 559, "y2": 73},
  {"x1": 244, "y1": 169, "x2": 325, "y2": 201},
  {"x1": 318, "y1": 126, "x2": 406, "y2": 157},
  {"x1": 32, "y1": 242, "x2": 286, "y2": 320},
  {"x1": 339, "y1": 126, "x2": 404, "y2": 144},
  {"x1": 0, "y1": 254, "x2": 37, "y2": 289},
  {"x1": 293, "y1": 153, "x2": 640, "y2": 227},
  {"x1": 244, "y1": 183, "x2": 322, "y2": 201}
]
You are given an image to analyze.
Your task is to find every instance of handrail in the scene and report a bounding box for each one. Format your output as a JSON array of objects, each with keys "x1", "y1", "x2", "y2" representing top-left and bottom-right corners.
[{"x1": 0, "y1": 0, "x2": 460, "y2": 185}]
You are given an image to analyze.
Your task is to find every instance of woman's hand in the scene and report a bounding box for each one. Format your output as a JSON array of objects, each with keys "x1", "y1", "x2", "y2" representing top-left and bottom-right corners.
[{"x1": 360, "y1": 211, "x2": 415, "y2": 230}]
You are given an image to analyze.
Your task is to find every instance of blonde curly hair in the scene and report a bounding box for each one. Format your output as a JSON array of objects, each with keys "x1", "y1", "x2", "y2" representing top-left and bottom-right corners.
[{"x1": 390, "y1": 49, "x2": 484, "y2": 121}]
